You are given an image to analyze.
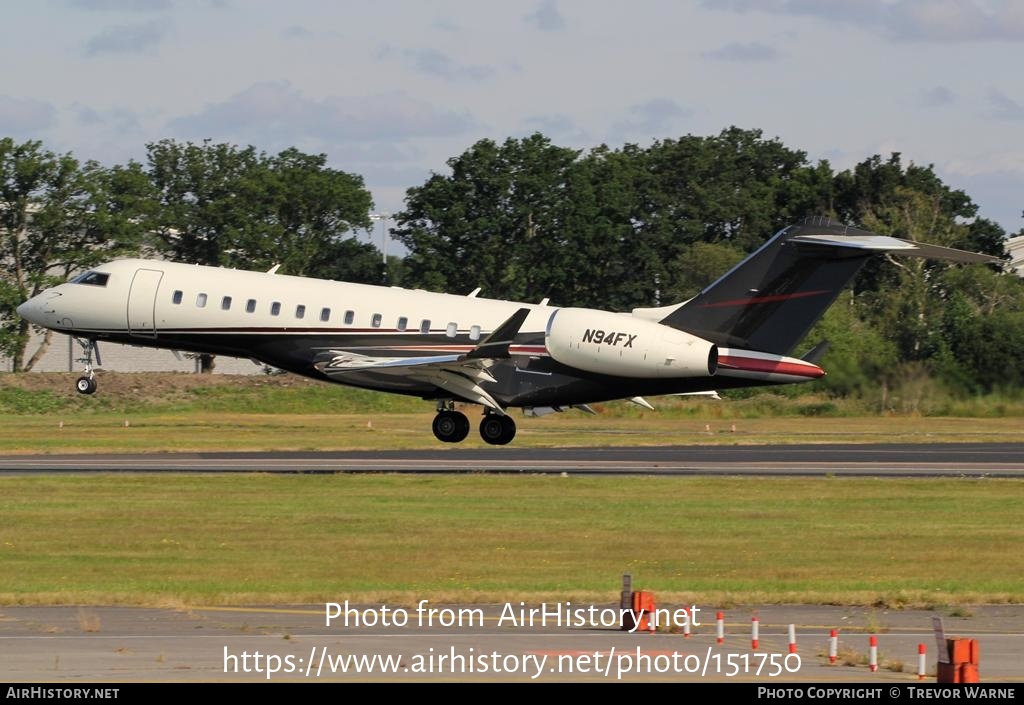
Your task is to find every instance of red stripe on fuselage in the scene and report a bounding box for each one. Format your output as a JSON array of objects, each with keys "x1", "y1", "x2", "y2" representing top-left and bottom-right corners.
[
  {"x1": 718, "y1": 355, "x2": 824, "y2": 378},
  {"x1": 698, "y1": 289, "x2": 831, "y2": 308}
]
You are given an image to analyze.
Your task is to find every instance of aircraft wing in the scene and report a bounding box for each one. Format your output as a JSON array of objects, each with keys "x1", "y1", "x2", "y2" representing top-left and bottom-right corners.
[{"x1": 313, "y1": 308, "x2": 532, "y2": 414}]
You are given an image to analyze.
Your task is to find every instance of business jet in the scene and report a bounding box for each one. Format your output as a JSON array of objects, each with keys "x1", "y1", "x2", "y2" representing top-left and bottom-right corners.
[{"x1": 16, "y1": 218, "x2": 997, "y2": 445}]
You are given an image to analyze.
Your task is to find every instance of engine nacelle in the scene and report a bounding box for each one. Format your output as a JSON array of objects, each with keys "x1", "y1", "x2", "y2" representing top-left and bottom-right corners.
[{"x1": 544, "y1": 308, "x2": 718, "y2": 378}]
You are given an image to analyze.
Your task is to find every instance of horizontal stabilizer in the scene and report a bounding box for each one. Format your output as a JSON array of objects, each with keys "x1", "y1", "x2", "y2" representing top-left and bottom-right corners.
[{"x1": 789, "y1": 234, "x2": 1001, "y2": 263}]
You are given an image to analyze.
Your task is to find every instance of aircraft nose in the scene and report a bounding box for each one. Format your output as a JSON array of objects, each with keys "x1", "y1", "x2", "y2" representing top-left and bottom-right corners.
[{"x1": 16, "y1": 294, "x2": 50, "y2": 326}]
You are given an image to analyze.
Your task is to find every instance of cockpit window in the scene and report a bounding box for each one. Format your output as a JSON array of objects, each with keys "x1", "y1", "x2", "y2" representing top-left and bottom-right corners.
[{"x1": 70, "y1": 271, "x2": 109, "y2": 287}]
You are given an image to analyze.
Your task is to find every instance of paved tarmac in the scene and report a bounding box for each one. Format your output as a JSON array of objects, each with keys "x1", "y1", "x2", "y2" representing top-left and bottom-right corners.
[
  {"x1": 2, "y1": 442, "x2": 1024, "y2": 476},
  {"x1": 1, "y1": 603, "x2": 1023, "y2": 683}
]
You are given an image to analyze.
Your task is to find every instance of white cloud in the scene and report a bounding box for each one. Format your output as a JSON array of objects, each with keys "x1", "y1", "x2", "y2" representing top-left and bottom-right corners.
[
  {"x1": 524, "y1": 0, "x2": 566, "y2": 32},
  {"x1": 986, "y1": 88, "x2": 1024, "y2": 120},
  {"x1": 919, "y1": 85, "x2": 955, "y2": 107},
  {"x1": 167, "y1": 81, "x2": 479, "y2": 145},
  {"x1": 702, "y1": 42, "x2": 781, "y2": 62},
  {"x1": 84, "y1": 20, "x2": 168, "y2": 56},
  {"x1": 706, "y1": 0, "x2": 1024, "y2": 42},
  {"x1": 378, "y1": 47, "x2": 495, "y2": 81},
  {"x1": 611, "y1": 99, "x2": 693, "y2": 142},
  {"x1": 281, "y1": 25, "x2": 313, "y2": 40},
  {"x1": 0, "y1": 96, "x2": 58, "y2": 136},
  {"x1": 944, "y1": 150, "x2": 1024, "y2": 177},
  {"x1": 68, "y1": 0, "x2": 172, "y2": 11},
  {"x1": 430, "y1": 16, "x2": 459, "y2": 32},
  {"x1": 522, "y1": 114, "x2": 590, "y2": 144},
  {"x1": 73, "y1": 104, "x2": 141, "y2": 132}
]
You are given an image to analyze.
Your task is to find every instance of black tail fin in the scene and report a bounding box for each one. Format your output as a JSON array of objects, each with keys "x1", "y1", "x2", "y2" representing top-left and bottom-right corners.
[{"x1": 658, "y1": 218, "x2": 998, "y2": 356}]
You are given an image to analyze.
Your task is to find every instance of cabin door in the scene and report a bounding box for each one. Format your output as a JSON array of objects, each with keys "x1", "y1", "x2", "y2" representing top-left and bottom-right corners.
[{"x1": 127, "y1": 268, "x2": 163, "y2": 337}]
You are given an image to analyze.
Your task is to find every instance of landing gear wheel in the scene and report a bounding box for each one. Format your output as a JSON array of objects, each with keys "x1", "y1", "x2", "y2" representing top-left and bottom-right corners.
[
  {"x1": 432, "y1": 410, "x2": 470, "y2": 443},
  {"x1": 479, "y1": 414, "x2": 516, "y2": 446},
  {"x1": 73, "y1": 337, "x2": 100, "y2": 394},
  {"x1": 76, "y1": 376, "x2": 97, "y2": 395}
]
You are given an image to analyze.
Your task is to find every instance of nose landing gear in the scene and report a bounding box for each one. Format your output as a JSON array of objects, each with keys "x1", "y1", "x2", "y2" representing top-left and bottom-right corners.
[{"x1": 73, "y1": 337, "x2": 100, "y2": 395}]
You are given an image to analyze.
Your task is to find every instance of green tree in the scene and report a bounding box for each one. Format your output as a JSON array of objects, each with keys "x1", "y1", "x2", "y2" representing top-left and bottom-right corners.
[
  {"x1": 393, "y1": 133, "x2": 582, "y2": 302},
  {"x1": 936, "y1": 264, "x2": 1024, "y2": 392},
  {"x1": 800, "y1": 298, "x2": 900, "y2": 400},
  {"x1": 658, "y1": 241, "x2": 746, "y2": 304},
  {"x1": 394, "y1": 128, "x2": 833, "y2": 310},
  {"x1": 242, "y1": 147, "x2": 377, "y2": 278},
  {"x1": 0, "y1": 138, "x2": 148, "y2": 370},
  {"x1": 641, "y1": 126, "x2": 833, "y2": 253},
  {"x1": 143, "y1": 139, "x2": 375, "y2": 276}
]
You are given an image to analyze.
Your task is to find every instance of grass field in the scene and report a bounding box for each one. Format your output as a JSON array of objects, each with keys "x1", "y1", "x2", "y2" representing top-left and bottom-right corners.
[
  {"x1": 1, "y1": 474, "x2": 1021, "y2": 608},
  {"x1": 2, "y1": 372, "x2": 1024, "y2": 452},
  {"x1": 0, "y1": 412, "x2": 1022, "y2": 453},
  {"x1": 2, "y1": 372, "x2": 1022, "y2": 609}
]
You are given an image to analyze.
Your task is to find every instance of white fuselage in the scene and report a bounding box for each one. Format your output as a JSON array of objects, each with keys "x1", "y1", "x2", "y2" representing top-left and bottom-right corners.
[{"x1": 17, "y1": 258, "x2": 824, "y2": 408}]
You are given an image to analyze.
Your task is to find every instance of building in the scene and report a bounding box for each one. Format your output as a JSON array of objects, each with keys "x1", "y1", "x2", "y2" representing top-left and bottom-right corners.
[
  {"x1": 1006, "y1": 234, "x2": 1024, "y2": 276},
  {"x1": 4, "y1": 331, "x2": 263, "y2": 375}
]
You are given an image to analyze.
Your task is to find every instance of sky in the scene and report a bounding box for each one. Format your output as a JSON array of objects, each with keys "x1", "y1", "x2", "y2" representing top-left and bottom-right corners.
[{"x1": 2, "y1": 0, "x2": 1023, "y2": 256}]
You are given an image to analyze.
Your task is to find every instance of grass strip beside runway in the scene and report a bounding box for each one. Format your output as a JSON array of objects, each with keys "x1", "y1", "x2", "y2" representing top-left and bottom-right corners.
[
  {"x1": 1, "y1": 474, "x2": 1021, "y2": 607},
  {"x1": 1, "y1": 413, "x2": 1023, "y2": 452}
]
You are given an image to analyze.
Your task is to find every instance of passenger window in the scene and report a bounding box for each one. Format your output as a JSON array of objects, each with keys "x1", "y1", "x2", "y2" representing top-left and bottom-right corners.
[
  {"x1": 470, "y1": 324, "x2": 481, "y2": 341},
  {"x1": 221, "y1": 296, "x2": 232, "y2": 311},
  {"x1": 172, "y1": 290, "x2": 183, "y2": 305},
  {"x1": 320, "y1": 307, "x2": 331, "y2": 322},
  {"x1": 296, "y1": 305, "x2": 306, "y2": 319},
  {"x1": 196, "y1": 293, "x2": 207, "y2": 308},
  {"x1": 371, "y1": 313, "x2": 382, "y2": 328},
  {"x1": 446, "y1": 322, "x2": 457, "y2": 338},
  {"x1": 246, "y1": 299, "x2": 256, "y2": 313},
  {"x1": 420, "y1": 319, "x2": 431, "y2": 334},
  {"x1": 270, "y1": 302, "x2": 281, "y2": 316},
  {"x1": 397, "y1": 316, "x2": 408, "y2": 331},
  {"x1": 344, "y1": 310, "x2": 355, "y2": 325}
]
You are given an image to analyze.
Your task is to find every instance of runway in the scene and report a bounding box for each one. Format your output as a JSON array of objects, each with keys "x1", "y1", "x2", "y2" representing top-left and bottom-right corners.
[
  {"x1": 3, "y1": 603, "x2": 1024, "y2": 683},
  {"x1": 1, "y1": 442, "x2": 1024, "y2": 476}
]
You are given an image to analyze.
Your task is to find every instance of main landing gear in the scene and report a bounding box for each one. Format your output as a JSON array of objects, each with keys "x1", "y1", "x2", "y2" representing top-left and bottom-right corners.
[
  {"x1": 478, "y1": 413, "x2": 516, "y2": 446},
  {"x1": 431, "y1": 403, "x2": 517, "y2": 445},
  {"x1": 432, "y1": 401, "x2": 470, "y2": 443},
  {"x1": 73, "y1": 337, "x2": 100, "y2": 395}
]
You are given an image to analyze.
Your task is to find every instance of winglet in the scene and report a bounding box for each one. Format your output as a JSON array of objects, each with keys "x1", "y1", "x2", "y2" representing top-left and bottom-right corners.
[{"x1": 463, "y1": 308, "x2": 531, "y2": 360}]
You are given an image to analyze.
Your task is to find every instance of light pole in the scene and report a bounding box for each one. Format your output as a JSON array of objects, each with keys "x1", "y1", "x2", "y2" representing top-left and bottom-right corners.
[
  {"x1": 368, "y1": 212, "x2": 391, "y2": 282},
  {"x1": 369, "y1": 212, "x2": 392, "y2": 264}
]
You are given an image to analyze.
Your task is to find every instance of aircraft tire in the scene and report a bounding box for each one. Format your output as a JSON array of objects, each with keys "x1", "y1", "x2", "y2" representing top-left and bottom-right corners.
[
  {"x1": 480, "y1": 414, "x2": 516, "y2": 445},
  {"x1": 433, "y1": 410, "x2": 469, "y2": 443},
  {"x1": 76, "y1": 376, "x2": 97, "y2": 395}
]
